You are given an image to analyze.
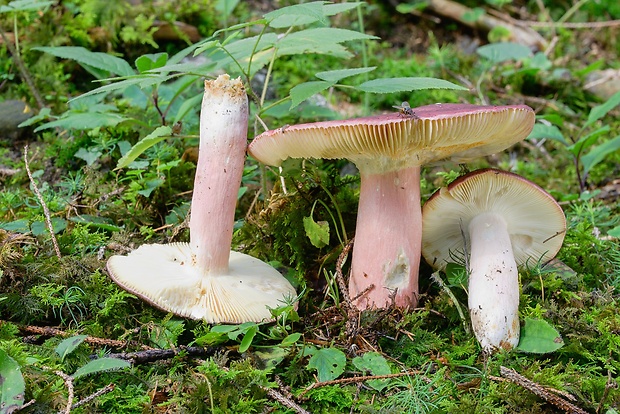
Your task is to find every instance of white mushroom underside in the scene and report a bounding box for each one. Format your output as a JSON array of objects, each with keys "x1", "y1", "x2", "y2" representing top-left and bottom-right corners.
[
  {"x1": 107, "y1": 243, "x2": 297, "y2": 324},
  {"x1": 422, "y1": 172, "x2": 566, "y2": 270}
]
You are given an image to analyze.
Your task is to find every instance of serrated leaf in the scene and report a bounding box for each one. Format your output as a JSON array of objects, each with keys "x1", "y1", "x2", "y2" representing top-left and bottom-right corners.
[
  {"x1": 277, "y1": 28, "x2": 378, "y2": 59},
  {"x1": 34, "y1": 112, "x2": 128, "y2": 132},
  {"x1": 356, "y1": 77, "x2": 466, "y2": 93},
  {"x1": 581, "y1": 135, "x2": 620, "y2": 176},
  {"x1": 115, "y1": 125, "x2": 172, "y2": 170},
  {"x1": 71, "y1": 358, "x2": 130, "y2": 380},
  {"x1": 239, "y1": 325, "x2": 258, "y2": 353},
  {"x1": 516, "y1": 318, "x2": 564, "y2": 354},
  {"x1": 55, "y1": 335, "x2": 88, "y2": 361},
  {"x1": 265, "y1": 1, "x2": 327, "y2": 28},
  {"x1": 307, "y1": 347, "x2": 346, "y2": 382},
  {"x1": 290, "y1": 81, "x2": 334, "y2": 109},
  {"x1": 33, "y1": 46, "x2": 134, "y2": 77},
  {"x1": 0, "y1": 0, "x2": 53, "y2": 14},
  {"x1": 527, "y1": 123, "x2": 568, "y2": 145},
  {"x1": 303, "y1": 216, "x2": 330, "y2": 248},
  {"x1": 352, "y1": 352, "x2": 391, "y2": 391},
  {"x1": 476, "y1": 42, "x2": 532, "y2": 63},
  {"x1": 0, "y1": 348, "x2": 25, "y2": 413},
  {"x1": 69, "y1": 75, "x2": 165, "y2": 103},
  {"x1": 315, "y1": 67, "x2": 376, "y2": 82},
  {"x1": 584, "y1": 91, "x2": 620, "y2": 128},
  {"x1": 323, "y1": 2, "x2": 363, "y2": 16}
]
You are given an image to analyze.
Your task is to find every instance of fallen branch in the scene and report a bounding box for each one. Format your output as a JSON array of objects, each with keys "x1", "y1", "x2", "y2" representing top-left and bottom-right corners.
[
  {"x1": 106, "y1": 345, "x2": 217, "y2": 364},
  {"x1": 497, "y1": 366, "x2": 588, "y2": 414},
  {"x1": 17, "y1": 324, "x2": 153, "y2": 350}
]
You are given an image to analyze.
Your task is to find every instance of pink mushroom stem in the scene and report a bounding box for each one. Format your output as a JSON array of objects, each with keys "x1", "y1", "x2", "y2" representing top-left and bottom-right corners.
[
  {"x1": 190, "y1": 76, "x2": 248, "y2": 275},
  {"x1": 349, "y1": 165, "x2": 422, "y2": 309}
]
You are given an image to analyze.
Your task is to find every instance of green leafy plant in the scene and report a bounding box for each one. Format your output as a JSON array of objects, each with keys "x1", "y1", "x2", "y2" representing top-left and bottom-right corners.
[{"x1": 528, "y1": 91, "x2": 620, "y2": 193}]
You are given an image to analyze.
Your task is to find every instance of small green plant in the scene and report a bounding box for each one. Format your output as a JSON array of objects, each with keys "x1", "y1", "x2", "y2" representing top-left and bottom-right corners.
[{"x1": 528, "y1": 91, "x2": 620, "y2": 193}]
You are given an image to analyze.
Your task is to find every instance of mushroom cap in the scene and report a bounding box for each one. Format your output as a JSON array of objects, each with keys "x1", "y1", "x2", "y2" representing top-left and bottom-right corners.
[
  {"x1": 422, "y1": 168, "x2": 566, "y2": 271},
  {"x1": 249, "y1": 104, "x2": 535, "y2": 175},
  {"x1": 107, "y1": 243, "x2": 297, "y2": 323}
]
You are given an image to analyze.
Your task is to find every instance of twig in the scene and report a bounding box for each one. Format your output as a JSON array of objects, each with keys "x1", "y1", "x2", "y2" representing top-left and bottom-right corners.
[
  {"x1": 335, "y1": 238, "x2": 355, "y2": 310},
  {"x1": 71, "y1": 383, "x2": 115, "y2": 410},
  {"x1": 498, "y1": 366, "x2": 588, "y2": 414},
  {"x1": 260, "y1": 385, "x2": 311, "y2": 414},
  {"x1": 17, "y1": 324, "x2": 153, "y2": 350},
  {"x1": 24, "y1": 146, "x2": 61, "y2": 260},
  {"x1": 429, "y1": 272, "x2": 471, "y2": 335},
  {"x1": 106, "y1": 345, "x2": 217, "y2": 364},
  {"x1": 53, "y1": 369, "x2": 74, "y2": 414},
  {"x1": 300, "y1": 371, "x2": 421, "y2": 397}
]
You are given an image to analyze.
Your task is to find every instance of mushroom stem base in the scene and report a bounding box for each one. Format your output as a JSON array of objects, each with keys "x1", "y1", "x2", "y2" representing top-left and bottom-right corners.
[{"x1": 349, "y1": 166, "x2": 421, "y2": 310}]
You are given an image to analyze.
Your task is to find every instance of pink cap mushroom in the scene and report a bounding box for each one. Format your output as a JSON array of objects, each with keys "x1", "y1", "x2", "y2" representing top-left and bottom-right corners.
[
  {"x1": 422, "y1": 168, "x2": 566, "y2": 351},
  {"x1": 249, "y1": 104, "x2": 535, "y2": 310},
  {"x1": 107, "y1": 75, "x2": 297, "y2": 323}
]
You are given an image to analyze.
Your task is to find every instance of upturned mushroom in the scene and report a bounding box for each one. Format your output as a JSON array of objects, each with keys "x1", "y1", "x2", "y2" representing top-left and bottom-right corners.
[
  {"x1": 422, "y1": 168, "x2": 566, "y2": 351},
  {"x1": 107, "y1": 75, "x2": 296, "y2": 323},
  {"x1": 249, "y1": 104, "x2": 535, "y2": 310}
]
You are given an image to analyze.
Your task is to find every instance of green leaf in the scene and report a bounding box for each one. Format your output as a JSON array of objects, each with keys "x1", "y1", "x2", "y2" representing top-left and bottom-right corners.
[
  {"x1": 307, "y1": 347, "x2": 346, "y2": 382},
  {"x1": 516, "y1": 318, "x2": 564, "y2": 354},
  {"x1": 303, "y1": 216, "x2": 330, "y2": 248},
  {"x1": 608, "y1": 226, "x2": 620, "y2": 238},
  {"x1": 567, "y1": 126, "x2": 611, "y2": 157},
  {"x1": 115, "y1": 125, "x2": 173, "y2": 170},
  {"x1": 72, "y1": 358, "x2": 130, "y2": 380},
  {"x1": 135, "y1": 53, "x2": 169, "y2": 73},
  {"x1": 277, "y1": 28, "x2": 378, "y2": 59},
  {"x1": 69, "y1": 215, "x2": 123, "y2": 232},
  {"x1": 527, "y1": 123, "x2": 568, "y2": 145},
  {"x1": 30, "y1": 218, "x2": 67, "y2": 236},
  {"x1": 69, "y1": 75, "x2": 165, "y2": 103},
  {"x1": 33, "y1": 46, "x2": 134, "y2": 77},
  {"x1": 352, "y1": 352, "x2": 391, "y2": 391},
  {"x1": 584, "y1": 91, "x2": 620, "y2": 129},
  {"x1": 55, "y1": 335, "x2": 88, "y2": 361},
  {"x1": 74, "y1": 147, "x2": 103, "y2": 166},
  {"x1": 0, "y1": 348, "x2": 25, "y2": 413},
  {"x1": 0, "y1": 219, "x2": 30, "y2": 233},
  {"x1": 476, "y1": 42, "x2": 532, "y2": 63},
  {"x1": 290, "y1": 81, "x2": 334, "y2": 109},
  {"x1": 581, "y1": 135, "x2": 620, "y2": 176},
  {"x1": 280, "y1": 333, "x2": 302, "y2": 347},
  {"x1": 323, "y1": 2, "x2": 363, "y2": 16},
  {"x1": 356, "y1": 77, "x2": 467, "y2": 93},
  {"x1": 0, "y1": 0, "x2": 53, "y2": 13},
  {"x1": 173, "y1": 92, "x2": 203, "y2": 124},
  {"x1": 239, "y1": 325, "x2": 258, "y2": 353},
  {"x1": 34, "y1": 112, "x2": 128, "y2": 132},
  {"x1": 265, "y1": 1, "x2": 327, "y2": 28},
  {"x1": 315, "y1": 67, "x2": 376, "y2": 82}
]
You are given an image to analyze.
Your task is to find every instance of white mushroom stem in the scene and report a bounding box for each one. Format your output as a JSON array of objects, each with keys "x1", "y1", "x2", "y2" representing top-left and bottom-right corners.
[
  {"x1": 190, "y1": 76, "x2": 248, "y2": 275},
  {"x1": 349, "y1": 165, "x2": 422, "y2": 309},
  {"x1": 467, "y1": 211, "x2": 520, "y2": 351}
]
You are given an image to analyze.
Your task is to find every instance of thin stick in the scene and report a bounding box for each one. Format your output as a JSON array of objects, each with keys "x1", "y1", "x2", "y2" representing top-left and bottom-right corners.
[
  {"x1": 71, "y1": 383, "x2": 115, "y2": 410},
  {"x1": 260, "y1": 385, "x2": 311, "y2": 414},
  {"x1": 498, "y1": 366, "x2": 588, "y2": 414},
  {"x1": 300, "y1": 371, "x2": 421, "y2": 397},
  {"x1": 24, "y1": 146, "x2": 61, "y2": 260},
  {"x1": 335, "y1": 238, "x2": 355, "y2": 309},
  {"x1": 18, "y1": 324, "x2": 153, "y2": 350},
  {"x1": 54, "y1": 370, "x2": 74, "y2": 414}
]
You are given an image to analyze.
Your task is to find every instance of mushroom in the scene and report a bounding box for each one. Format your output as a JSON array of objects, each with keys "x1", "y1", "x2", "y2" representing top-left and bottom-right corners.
[
  {"x1": 248, "y1": 103, "x2": 535, "y2": 310},
  {"x1": 107, "y1": 75, "x2": 296, "y2": 323},
  {"x1": 421, "y1": 168, "x2": 566, "y2": 351}
]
